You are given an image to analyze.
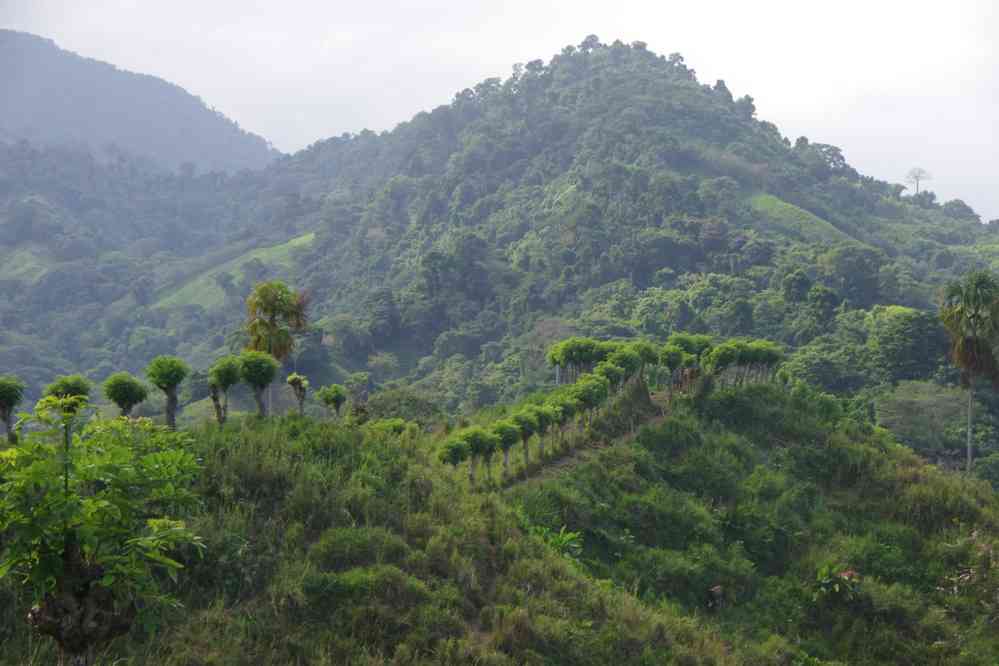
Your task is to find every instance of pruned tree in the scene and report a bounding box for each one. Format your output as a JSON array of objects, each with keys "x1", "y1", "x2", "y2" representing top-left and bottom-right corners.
[
  {"x1": 941, "y1": 271, "x2": 999, "y2": 472},
  {"x1": 905, "y1": 167, "x2": 931, "y2": 194},
  {"x1": 439, "y1": 436, "x2": 470, "y2": 477},
  {"x1": 44, "y1": 375, "x2": 92, "y2": 402},
  {"x1": 595, "y1": 361, "x2": 625, "y2": 394},
  {"x1": 492, "y1": 420, "x2": 520, "y2": 477},
  {"x1": 0, "y1": 374, "x2": 26, "y2": 444},
  {"x1": 570, "y1": 374, "x2": 611, "y2": 424},
  {"x1": 461, "y1": 426, "x2": 499, "y2": 485},
  {"x1": 511, "y1": 410, "x2": 539, "y2": 467},
  {"x1": 102, "y1": 372, "x2": 149, "y2": 417},
  {"x1": 145, "y1": 356, "x2": 190, "y2": 429},
  {"x1": 532, "y1": 405, "x2": 556, "y2": 459},
  {"x1": 207, "y1": 356, "x2": 241, "y2": 427},
  {"x1": 547, "y1": 396, "x2": 578, "y2": 443},
  {"x1": 286, "y1": 372, "x2": 310, "y2": 416},
  {"x1": 317, "y1": 384, "x2": 348, "y2": 418},
  {"x1": 240, "y1": 351, "x2": 279, "y2": 417}
]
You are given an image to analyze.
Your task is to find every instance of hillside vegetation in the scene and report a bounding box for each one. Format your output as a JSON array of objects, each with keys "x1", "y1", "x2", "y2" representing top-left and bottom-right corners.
[
  {"x1": 2, "y1": 35, "x2": 996, "y2": 428},
  {"x1": 3, "y1": 338, "x2": 999, "y2": 665}
]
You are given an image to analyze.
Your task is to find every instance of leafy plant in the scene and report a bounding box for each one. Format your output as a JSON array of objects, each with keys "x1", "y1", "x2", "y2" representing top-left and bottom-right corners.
[{"x1": 0, "y1": 397, "x2": 203, "y2": 664}]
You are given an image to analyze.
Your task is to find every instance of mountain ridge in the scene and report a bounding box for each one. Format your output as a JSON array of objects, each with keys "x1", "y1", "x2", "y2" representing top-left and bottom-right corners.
[{"x1": 0, "y1": 29, "x2": 280, "y2": 172}]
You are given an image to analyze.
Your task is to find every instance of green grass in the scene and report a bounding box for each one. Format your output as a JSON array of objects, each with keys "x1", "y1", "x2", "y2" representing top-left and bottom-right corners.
[
  {"x1": 155, "y1": 232, "x2": 315, "y2": 309},
  {"x1": 749, "y1": 193, "x2": 853, "y2": 244},
  {"x1": 0, "y1": 246, "x2": 51, "y2": 282}
]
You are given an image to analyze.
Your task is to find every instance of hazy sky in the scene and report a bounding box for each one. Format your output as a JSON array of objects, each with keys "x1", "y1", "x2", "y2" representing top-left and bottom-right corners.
[{"x1": 3, "y1": 0, "x2": 997, "y2": 219}]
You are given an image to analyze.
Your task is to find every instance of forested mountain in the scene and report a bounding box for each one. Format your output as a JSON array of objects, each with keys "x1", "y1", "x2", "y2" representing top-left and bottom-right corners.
[
  {"x1": 0, "y1": 30, "x2": 279, "y2": 172},
  {"x1": 3, "y1": 36, "x2": 998, "y2": 455},
  {"x1": 7, "y1": 34, "x2": 999, "y2": 666}
]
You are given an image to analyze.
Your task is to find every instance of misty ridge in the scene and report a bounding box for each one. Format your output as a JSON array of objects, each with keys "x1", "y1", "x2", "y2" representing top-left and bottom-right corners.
[
  {"x1": 0, "y1": 30, "x2": 279, "y2": 172},
  {"x1": 4, "y1": 22, "x2": 999, "y2": 666}
]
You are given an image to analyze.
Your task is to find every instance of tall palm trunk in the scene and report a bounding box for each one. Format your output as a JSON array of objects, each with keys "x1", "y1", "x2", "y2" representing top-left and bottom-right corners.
[{"x1": 967, "y1": 383, "x2": 975, "y2": 473}]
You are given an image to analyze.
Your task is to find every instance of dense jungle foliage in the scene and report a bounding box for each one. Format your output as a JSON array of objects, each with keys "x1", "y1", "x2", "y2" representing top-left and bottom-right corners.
[{"x1": 3, "y1": 35, "x2": 998, "y2": 450}]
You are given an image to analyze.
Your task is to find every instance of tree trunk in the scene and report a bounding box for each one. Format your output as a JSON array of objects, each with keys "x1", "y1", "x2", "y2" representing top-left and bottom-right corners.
[
  {"x1": 222, "y1": 392, "x2": 229, "y2": 425},
  {"x1": 967, "y1": 383, "x2": 975, "y2": 473},
  {"x1": 254, "y1": 387, "x2": 267, "y2": 417},
  {"x1": 30, "y1": 536, "x2": 134, "y2": 666},
  {"x1": 165, "y1": 388, "x2": 178, "y2": 430},
  {"x1": 3, "y1": 412, "x2": 15, "y2": 445},
  {"x1": 538, "y1": 435, "x2": 545, "y2": 460},
  {"x1": 503, "y1": 448, "x2": 510, "y2": 476},
  {"x1": 468, "y1": 456, "x2": 476, "y2": 485},
  {"x1": 210, "y1": 386, "x2": 224, "y2": 427},
  {"x1": 120, "y1": 405, "x2": 132, "y2": 418},
  {"x1": 523, "y1": 436, "x2": 530, "y2": 467}
]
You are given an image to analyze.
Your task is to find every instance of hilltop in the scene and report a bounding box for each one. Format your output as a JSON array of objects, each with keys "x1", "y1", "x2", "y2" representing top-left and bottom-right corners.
[{"x1": 0, "y1": 30, "x2": 279, "y2": 172}]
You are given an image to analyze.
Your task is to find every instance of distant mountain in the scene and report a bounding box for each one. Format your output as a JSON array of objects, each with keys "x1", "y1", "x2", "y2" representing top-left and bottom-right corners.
[{"x1": 0, "y1": 30, "x2": 280, "y2": 172}]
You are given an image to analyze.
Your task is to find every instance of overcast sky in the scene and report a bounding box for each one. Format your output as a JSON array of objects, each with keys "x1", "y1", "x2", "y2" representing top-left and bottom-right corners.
[{"x1": 3, "y1": 0, "x2": 996, "y2": 219}]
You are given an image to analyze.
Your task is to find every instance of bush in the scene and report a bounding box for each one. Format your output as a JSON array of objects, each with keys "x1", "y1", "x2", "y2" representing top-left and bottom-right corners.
[{"x1": 308, "y1": 527, "x2": 410, "y2": 571}]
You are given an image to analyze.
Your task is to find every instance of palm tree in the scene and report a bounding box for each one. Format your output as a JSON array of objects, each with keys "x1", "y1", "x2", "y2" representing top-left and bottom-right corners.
[
  {"x1": 246, "y1": 281, "x2": 309, "y2": 358},
  {"x1": 941, "y1": 271, "x2": 999, "y2": 472},
  {"x1": 245, "y1": 281, "x2": 309, "y2": 410}
]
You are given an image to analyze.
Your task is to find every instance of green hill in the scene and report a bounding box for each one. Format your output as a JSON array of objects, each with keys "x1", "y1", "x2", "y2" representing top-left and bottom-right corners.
[{"x1": 3, "y1": 348, "x2": 998, "y2": 665}]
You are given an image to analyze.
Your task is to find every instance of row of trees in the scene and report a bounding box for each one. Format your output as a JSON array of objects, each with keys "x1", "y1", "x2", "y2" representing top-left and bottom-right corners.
[
  {"x1": 439, "y1": 371, "x2": 613, "y2": 483},
  {"x1": 0, "y1": 281, "x2": 345, "y2": 437},
  {"x1": 548, "y1": 333, "x2": 784, "y2": 394},
  {"x1": 445, "y1": 333, "x2": 786, "y2": 483},
  {"x1": 0, "y1": 350, "x2": 357, "y2": 438}
]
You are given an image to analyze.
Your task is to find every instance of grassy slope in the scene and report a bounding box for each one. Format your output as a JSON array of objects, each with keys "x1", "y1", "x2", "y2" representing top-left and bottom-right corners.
[
  {"x1": 0, "y1": 382, "x2": 739, "y2": 666},
  {"x1": 0, "y1": 245, "x2": 50, "y2": 282},
  {"x1": 4, "y1": 378, "x2": 998, "y2": 665},
  {"x1": 509, "y1": 383, "x2": 999, "y2": 665},
  {"x1": 154, "y1": 232, "x2": 315, "y2": 309},
  {"x1": 748, "y1": 194, "x2": 854, "y2": 244}
]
